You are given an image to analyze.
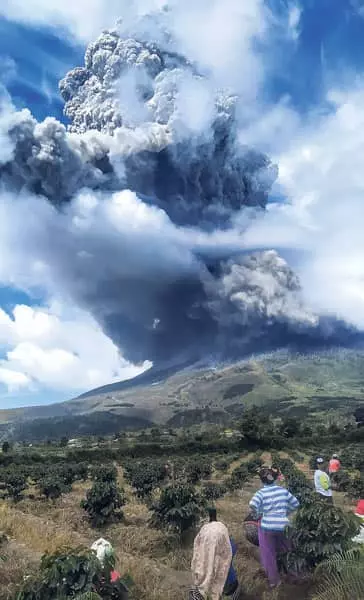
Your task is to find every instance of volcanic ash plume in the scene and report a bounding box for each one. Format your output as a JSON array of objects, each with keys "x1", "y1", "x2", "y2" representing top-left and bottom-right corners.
[{"x1": 0, "y1": 24, "x2": 345, "y2": 368}]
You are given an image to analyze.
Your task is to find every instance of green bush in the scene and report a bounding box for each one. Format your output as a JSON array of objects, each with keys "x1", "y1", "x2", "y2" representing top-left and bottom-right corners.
[
  {"x1": 39, "y1": 476, "x2": 70, "y2": 500},
  {"x1": 245, "y1": 455, "x2": 264, "y2": 474},
  {"x1": 81, "y1": 481, "x2": 126, "y2": 527},
  {"x1": 123, "y1": 461, "x2": 166, "y2": 500},
  {"x1": 3, "y1": 471, "x2": 27, "y2": 502},
  {"x1": 214, "y1": 458, "x2": 229, "y2": 471},
  {"x1": 346, "y1": 474, "x2": 364, "y2": 500},
  {"x1": 2, "y1": 441, "x2": 11, "y2": 453},
  {"x1": 339, "y1": 445, "x2": 364, "y2": 471},
  {"x1": 286, "y1": 471, "x2": 313, "y2": 505},
  {"x1": 202, "y1": 482, "x2": 227, "y2": 501},
  {"x1": 272, "y1": 456, "x2": 313, "y2": 504},
  {"x1": 90, "y1": 465, "x2": 117, "y2": 483},
  {"x1": 151, "y1": 484, "x2": 204, "y2": 535},
  {"x1": 280, "y1": 418, "x2": 301, "y2": 439},
  {"x1": 29, "y1": 465, "x2": 49, "y2": 483},
  {"x1": 285, "y1": 501, "x2": 360, "y2": 574},
  {"x1": 185, "y1": 458, "x2": 212, "y2": 484},
  {"x1": 330, "y1": 470, "x2": 351, "y2": 492},
  {"x1": 58, "y1": 465, "x2": 78, "y2": 486},
  {"x1": 76, "y1": 463, "x2": 89, "y2": 482},
  {"x1": 16, "y1": 546, "x2": 130, "y2": 600},
  {"x1": 226, "y1": 464, "x2": 249, "y2": 490}
]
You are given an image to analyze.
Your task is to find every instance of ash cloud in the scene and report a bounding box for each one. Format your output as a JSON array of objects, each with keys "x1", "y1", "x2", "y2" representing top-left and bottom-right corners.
[{"x1": 0, "y1": 19, "x2": 356, "y2": 370}]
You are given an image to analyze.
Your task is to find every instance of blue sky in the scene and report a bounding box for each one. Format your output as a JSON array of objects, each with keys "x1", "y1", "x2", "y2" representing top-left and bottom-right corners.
[
  {"x1": 1, "y1": 0, "x2": 364, "y2": 408},
  {"x1": 2, "y1": 0, "x2": 364, "y2": 139},
  {"x1": 3, "y1": 2, "x2": 364, "y2": 122},
  {"x1": 0, "y1": 17, "x2": 83, "y2": 122}
]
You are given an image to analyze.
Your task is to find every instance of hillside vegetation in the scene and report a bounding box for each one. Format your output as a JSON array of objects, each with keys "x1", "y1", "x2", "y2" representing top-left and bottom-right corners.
[{"x1": 0, "y1": 349, "x2": 364, "y2": 441}]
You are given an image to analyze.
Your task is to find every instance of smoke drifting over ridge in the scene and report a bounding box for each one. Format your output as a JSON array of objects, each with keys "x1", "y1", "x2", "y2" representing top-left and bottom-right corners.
[{"x1": 0, "y1": 11, "x2": 357, "y2": 369}]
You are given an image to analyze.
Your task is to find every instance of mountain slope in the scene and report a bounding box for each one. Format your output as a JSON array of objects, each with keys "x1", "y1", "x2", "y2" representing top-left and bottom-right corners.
[{"x1": 0, "y1": 349, "x2": 364, "y2": 440}]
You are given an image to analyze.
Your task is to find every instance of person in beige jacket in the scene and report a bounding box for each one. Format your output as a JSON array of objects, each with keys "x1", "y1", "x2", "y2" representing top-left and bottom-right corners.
[{"x1": 190, "y1": 508, "x2": 237, "y2": 600}]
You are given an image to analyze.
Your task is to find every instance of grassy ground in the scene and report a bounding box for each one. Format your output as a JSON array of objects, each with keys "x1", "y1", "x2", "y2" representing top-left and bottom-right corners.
[{"x1": 0, "y1": 452, "x2": 355, "y2": 600}]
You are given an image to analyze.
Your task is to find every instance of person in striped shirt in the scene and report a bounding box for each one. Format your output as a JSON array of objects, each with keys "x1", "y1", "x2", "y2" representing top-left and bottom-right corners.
[{"x1": 249, "y1": 467, "x2": 299, "y2": 588}]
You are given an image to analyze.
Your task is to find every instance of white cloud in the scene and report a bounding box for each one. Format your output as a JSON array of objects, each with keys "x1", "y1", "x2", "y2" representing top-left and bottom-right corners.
[
  {"x1": 287, "y1": 4, "x2": 301, "y2": 41},
  {"x1": 238, "y1": 96, "x2": 301, "y2": 155},
  {"x1": 242, "y1": 81, "x2": 364, "y2": 330},
  {"x1": 0, "y1": 303, "x2": 149, "y2": 395},
  {"x1": 0, "y1": 56, "x2": 17, "y2": 84},
  {"x1": 0, "y1": 0, "x2": 295, "y2": 99},
  {"x1": 351, "y1": 0, "x2": 364, "y2": 19},
  {"x1": 167, "y1": 0, "x2": 269, "y2": 98},
  {"x1": 0, "y1": 0, "x2": 267, "y2": 54},
  {"x1": 0, "y1": 367, "x2": 31, "y2": 392},
  {"x1": 0, "y1": 0, "x2": 127, "y2": 41}
]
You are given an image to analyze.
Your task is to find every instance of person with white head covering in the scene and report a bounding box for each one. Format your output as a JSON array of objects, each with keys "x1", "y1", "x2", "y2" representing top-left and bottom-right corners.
[
  {"x1": 90, "y1": 538, "x2": 129, "y2": 593},
  {"x1": 91, "y1": 538, "x2": 114, "y2": 565}
]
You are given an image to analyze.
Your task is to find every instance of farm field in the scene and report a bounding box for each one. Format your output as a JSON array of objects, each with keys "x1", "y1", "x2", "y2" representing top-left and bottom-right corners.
[{"x1": 0, "y1": 439, "x2": 362, "y2": 600}]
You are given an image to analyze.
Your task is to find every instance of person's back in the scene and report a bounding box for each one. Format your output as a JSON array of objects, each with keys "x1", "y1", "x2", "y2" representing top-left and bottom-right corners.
[
  {"x1": 249, "y1": 467, "x2": 299, "y2": 589},
  {"x1": 329, "y1": 456, "x2": 341, "y2": 474},
  {"x1": 190, "y1": 508, "x2": 237, "y2": 600},
  {"x1": 314, "y1": 459, "x2": 333, "y2": 500},
  {"x1": 250, "y1": 483, "x2": 299, "y2": 531}
]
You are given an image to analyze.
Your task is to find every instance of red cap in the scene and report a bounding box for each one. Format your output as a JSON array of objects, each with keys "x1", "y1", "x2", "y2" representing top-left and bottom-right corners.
[
  {"x1": 355, "y1": 500, "x2": 364, "y2": 516},
  {"x1": 111, "y1": 570, "x2": 121, "y2": 583}
]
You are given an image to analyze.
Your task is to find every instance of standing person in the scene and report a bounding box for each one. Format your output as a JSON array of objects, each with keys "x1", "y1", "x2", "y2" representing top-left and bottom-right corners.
[
  {"x1": 314, "y1": 457, "x2": 333, "y2": 503},
  {"x1": 190, "y1": 508, "x2": 240, "y2": 600},
  {"x1": 328, "y1": 454, "x2": 341, "y2": 476},
  {"x1": 223, "y1": 536, "x2": 240, "y2": 599},
  {"x1": 249, "y1": 467, "x2": 299, "y2": 589},
  {"x1": 352, "y1": 499, "x2": 364, "y2": 544}
]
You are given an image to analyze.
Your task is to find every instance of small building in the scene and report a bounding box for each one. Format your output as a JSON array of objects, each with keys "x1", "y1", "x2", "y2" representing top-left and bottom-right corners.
[
  {"x1": 221, "y1": 429, "x2": 242, "y2": 439},
  {"x1": 67, "y1": 438, "x2": 82, "y2": 448}
]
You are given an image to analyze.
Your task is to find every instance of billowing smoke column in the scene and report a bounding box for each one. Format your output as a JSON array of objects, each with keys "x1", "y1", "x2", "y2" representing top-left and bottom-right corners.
[
  {"x1": 0, "y1": 26, "x2": 350, "y2": 368},
  {"x1": 59, "y1": 31, "x2": 273, "y2": 226}
]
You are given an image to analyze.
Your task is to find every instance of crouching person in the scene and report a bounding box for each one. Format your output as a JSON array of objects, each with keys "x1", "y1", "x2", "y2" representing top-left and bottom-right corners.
[{"x1": 91, "y1": 538, "x2": 129, "y2": 599}]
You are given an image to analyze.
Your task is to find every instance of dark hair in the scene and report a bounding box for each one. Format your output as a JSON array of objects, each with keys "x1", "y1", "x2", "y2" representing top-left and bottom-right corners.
[
  {"x1": 208, "y1": 507, "x2": 217, "y2": 522},
  {"x1": 259, "y1": 467, "x2": 278, "y2": 485}
]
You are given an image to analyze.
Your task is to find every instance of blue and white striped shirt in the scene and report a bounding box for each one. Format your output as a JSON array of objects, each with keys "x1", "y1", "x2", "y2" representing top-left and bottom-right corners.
[{"x1": 249, "y1": 484, "x2": 299, "y2": 531}]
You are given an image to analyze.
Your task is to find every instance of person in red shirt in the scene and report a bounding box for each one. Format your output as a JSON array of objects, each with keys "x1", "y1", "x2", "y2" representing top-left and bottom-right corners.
[
  {"x1": 353, "y1": 500, "x2": 364, "y2": 544},
  {"x1": 328, "y1": 454, "x2": 341, "y2": 475}
]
